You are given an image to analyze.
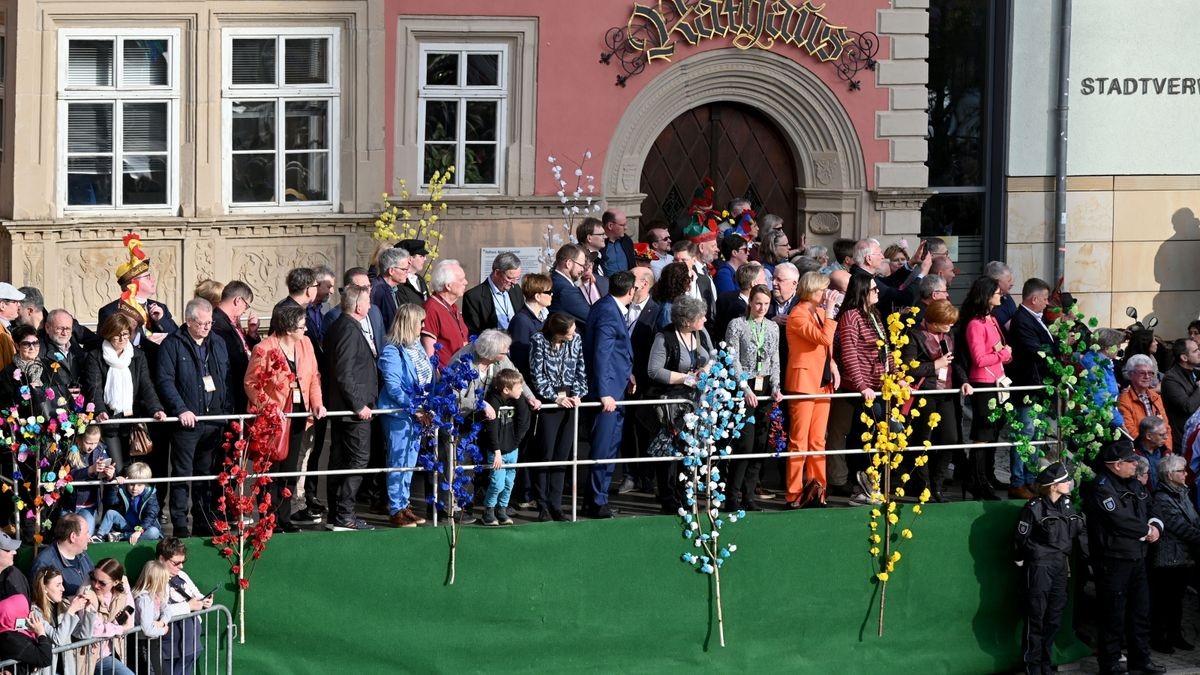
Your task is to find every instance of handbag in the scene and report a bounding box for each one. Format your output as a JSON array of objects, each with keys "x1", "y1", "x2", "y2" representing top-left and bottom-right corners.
[
  {"x1": 128, "y1": 423, "x2": 153, "y2": 456},
  {"x1": 984, "y1": 367, "x2": 1013, "y2": 405},
  {"x1": 790, "y1": 478, "x2": 826, "y2": 509}
]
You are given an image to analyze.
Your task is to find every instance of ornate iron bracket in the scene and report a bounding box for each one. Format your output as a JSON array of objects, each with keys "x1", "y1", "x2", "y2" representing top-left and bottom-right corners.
[
  {"x1": 600, "y1": 25, "x2": 649, "y2": 87},
  {"x1": 835, "y1": 31, "x2": 879, "y2": 91}
]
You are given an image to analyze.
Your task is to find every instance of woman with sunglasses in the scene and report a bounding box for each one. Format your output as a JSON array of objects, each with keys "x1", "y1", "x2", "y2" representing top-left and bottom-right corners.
[
  {"x1": 836, "y1": 273, "x2": 888, "y2": 504},
  {"x1": 0, "y1": 324, "x2": 72, "y2": 418},
  {"x1": 78, "y1": 558, "x2": 135, "y2": 675}
]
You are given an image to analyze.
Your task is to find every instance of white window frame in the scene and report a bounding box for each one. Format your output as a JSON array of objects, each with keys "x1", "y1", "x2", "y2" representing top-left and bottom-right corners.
[
  {"x1": 221, "y1": 26, "x2": 340, "y2": 213},
  {"x1": 56, "y1": 28, "x2": 181, "y2": 216},
  {"x1": 416, "y1": 42, "x2": 508, "y2": 193}
]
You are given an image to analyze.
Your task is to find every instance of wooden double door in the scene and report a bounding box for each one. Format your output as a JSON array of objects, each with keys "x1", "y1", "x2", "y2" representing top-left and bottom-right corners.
[{"x1": 639, "y1": 102, "x2": 798, "y2": 239}]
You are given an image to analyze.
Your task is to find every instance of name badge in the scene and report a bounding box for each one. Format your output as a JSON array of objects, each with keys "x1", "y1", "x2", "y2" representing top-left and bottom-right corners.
[
  {"x1": 202, "y1": 375, "x2": 217, "y2": 393},
  {"x1": 291, "y1": 381, "x2": 302, "y2": 404},
  {"x1": 753, "y1": 376, "x2": 764, "y2": 392}
]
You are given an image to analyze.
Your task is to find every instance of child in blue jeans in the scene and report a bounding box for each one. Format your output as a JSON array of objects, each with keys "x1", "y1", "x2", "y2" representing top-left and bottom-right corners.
[
  {"x1": 482, "y1": 369, "x2": 531, "y2": 526},
  {"x1": 96, "y1": 462, "x2": 162, "y2": 544}
]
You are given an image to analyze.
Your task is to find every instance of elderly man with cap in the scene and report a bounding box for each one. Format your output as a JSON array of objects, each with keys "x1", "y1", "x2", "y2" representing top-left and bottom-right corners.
[
  {"x1": 396, "y1": 239, "x2": 431, "y2": 301},
  {"x1": 1083, "y1": 439, "x2": 1167, "y2": 675},
  {"x1": 0, "y1": 283, "x2": 23, "y2": 370},
  {"x1": 0, "y1": 531, "x2": 27, "y2": 601},
  {"x1": 1013, "y1": 462, "x2": 1083, "y2": 675},
  {"x1": 96, "y1": 233, "x2": 177, "y2": 358}
]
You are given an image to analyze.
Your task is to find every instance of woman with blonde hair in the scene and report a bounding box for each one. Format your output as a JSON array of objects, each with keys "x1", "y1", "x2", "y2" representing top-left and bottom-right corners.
[
  {"x1": 79, "y1": 558, "x2": 135, "y2": 675},
  {"x1": 30, "y1": 567, "x2": 94, "y2": 675},
  {"x1": 784, "y1": 271, "x2": 840, "y2": 507},
  {"x1": 245, "y1": 303, "x2": 327, "y2": 532},
  {"x1": 379, "y1": 303, "x2": 434, "y2": 528},
  {"x1": 132, "y1": 560, "x2": 175, "y2": 673},
  {"x1": 192, "y1": 279, "x2": 223, "y2": 306}
]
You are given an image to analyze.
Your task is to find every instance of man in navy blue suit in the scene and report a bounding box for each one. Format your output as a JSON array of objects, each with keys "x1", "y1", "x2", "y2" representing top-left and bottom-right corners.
[
  {"x1": 1007, "y1": 277, "x2": 1055, "y2": 498},
  {"x1": 583, "y1": 271, "x2": 636, "y2": 518},
  {"x1": 549, "y1": 244, "x2": 592, "y2": 328}
]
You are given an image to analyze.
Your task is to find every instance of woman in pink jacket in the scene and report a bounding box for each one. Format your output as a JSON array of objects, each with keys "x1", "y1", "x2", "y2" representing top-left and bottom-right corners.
[{"x1": 960, "y1": 276, "x2": 1012, "y2": 500}]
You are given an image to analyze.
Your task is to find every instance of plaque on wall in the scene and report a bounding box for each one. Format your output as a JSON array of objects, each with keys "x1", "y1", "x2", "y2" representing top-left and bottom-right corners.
[{"x1": 479, "y1": 247, "x2": 545, "y2": 282}]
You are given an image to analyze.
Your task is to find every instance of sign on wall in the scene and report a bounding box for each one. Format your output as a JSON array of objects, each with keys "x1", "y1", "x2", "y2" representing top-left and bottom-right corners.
[{"x1": 479, "y1": 247, "x2": 545, "y2": 283}]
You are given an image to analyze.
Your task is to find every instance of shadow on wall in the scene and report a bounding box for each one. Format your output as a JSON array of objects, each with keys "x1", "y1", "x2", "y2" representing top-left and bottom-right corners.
[{"x1": 1153, "y1": 208, "x2": 1200, "y2": 336}]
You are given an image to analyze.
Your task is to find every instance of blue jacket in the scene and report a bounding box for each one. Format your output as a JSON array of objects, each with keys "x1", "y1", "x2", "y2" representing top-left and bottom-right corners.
[
  {"x1": 713, "y1": 261, "x2": 738, "y2": 295},
  {"x1": 583, "y1": 295, "x2": 633, "y2": 401},
  {"x1": 549, "y1": 270, "x2": 591, "y2": 327},
  {"x1": 104, "y1": 484, "x2": 161, "y2": 532},
  {"x1": 155, "y1": 328, "x2": 233, "y2": 417},
  {"x1": 378, "y1": 343, "x2": 419, "y2": 414}
]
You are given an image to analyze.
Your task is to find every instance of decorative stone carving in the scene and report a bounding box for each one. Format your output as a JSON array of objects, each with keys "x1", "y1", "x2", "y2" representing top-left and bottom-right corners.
[
  {"x1": 814, "y1": 158, "x2": 837, "y2": 187},
  {"x1": 60, "y1": 243, "x2": 180, "y2": 322},
  {"x1": 194, "y1": 237, "x2": 216, "y2": 280},
  {"x1": 872, "y1": 189, "x2": 931, "y2": 211},
  {"x1": 22, "y1": 246, "x2": 43, "y2": 289},
  {"x1": 808, "y1": 212, "x2": 842, "y2": 235},
  {"x1": 232, "y1": 241, "x2": 342, "y2": 316}
]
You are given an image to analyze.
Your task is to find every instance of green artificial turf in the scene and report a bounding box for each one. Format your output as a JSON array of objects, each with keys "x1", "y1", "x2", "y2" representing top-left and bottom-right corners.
[{"x1": 65, "y1": 501, "x2": 1089, "y2": 674}]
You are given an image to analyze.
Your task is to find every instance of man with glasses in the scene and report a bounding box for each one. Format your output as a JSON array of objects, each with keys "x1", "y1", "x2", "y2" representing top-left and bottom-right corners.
[
  {"x1": 396, "y1": 239, "x2": 431, "y2": 301},
  {"x1": 1132, "y1": 416, "x2": 1170, "y2": 491},
  {"x1": 371, "y1": 247, "x2": 415, "y2": 331},
  {"x1": 38, "y1": 309, "x2": 88, "y2": 394},
  {"x1": 156, "y1": 298, "x2": 233, "y2": 538},
  {"x1": 599, "y1": 208, "x2": 636, "y2": 276},
  {"x1": 1083, "y1": 439, "x2": 1167, "y2": 675},
  {"x1": 645, "y1": 225, "x2": 674, "y2": 279},
  {"x1": 549, "y1": 244, "x2": 592, "y2": 328},
  {"x1": 98, "y1": 250, "x2": 177, "y2": 359},
  {"x1": 463, "y1": 251, "x2": 524, "y2": 335},
  {"x1": 211, "y1": 281, "x2": 259, "y2": 412}
]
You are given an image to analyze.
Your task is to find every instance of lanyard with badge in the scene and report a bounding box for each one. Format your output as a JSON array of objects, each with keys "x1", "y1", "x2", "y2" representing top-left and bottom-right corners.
[{"x1": 749, "y1": 319, "x2": 767, "y2": 392}]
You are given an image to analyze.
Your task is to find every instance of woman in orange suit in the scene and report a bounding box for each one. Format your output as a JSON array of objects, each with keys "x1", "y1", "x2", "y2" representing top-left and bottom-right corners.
[{"x1": 784, "y1": 271, "x2": 840, "y2": 506}]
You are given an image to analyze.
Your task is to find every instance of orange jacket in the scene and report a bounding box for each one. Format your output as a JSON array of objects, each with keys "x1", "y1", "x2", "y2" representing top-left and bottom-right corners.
[
  {"x1": 784, "y1": 301, "x2": 837, "y2": 394},
  {"x1": 245, "y1": 335, "x2": 324, "y2": 428},
  {"x1": 1118, "y1": 386, "x2": 1172, "y2": 450}
]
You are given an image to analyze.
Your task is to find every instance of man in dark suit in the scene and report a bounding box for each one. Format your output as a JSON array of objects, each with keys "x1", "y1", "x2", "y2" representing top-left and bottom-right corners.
[
  {"x1": 672, "y1": 242, "x2": 716, "y2": 324},
  {"x1": 370, "y1": 248, "x2": 415, "y2": 332},
  {"x1": 39, "y1": 309, "x2": 88, "y2": 392},
  {"x1": 462, "y1": 251, "x2": 523, "y2": 336},
  {"x1": 598, "y1": 208, "x2": 636, "y2": 276},
  {"x1": 848, "y1": 239, "x2": 930, "y2": 317},
  {"x1": 549, "y1": 244, "x2": 592, "y2": 327},
  {"x1": 1161, "y1": 338, "x2": 1200, "y2": 454},
  {"x1": 582, "y1": 271, "x2": 636, "y2": 518},
  {"x1": 324, "y1": 268, "x2": 386, "y2": 355},
  {"x1": 210, "y1": 280, "x2": 259, "y2": 412},
  {"x1": 322, "y1": 283, "x2": 380, "y2": 531},
  {"x1": 985, "y1": 261, "x2": 1019, "y2": 329},
  {"x1": 396, "y1": 239, "x2": 431, "y2": 301},
  {"x1": 155, "y1": 298, "x2": 233, "y2": 538},
  {"x1": 1007, "y1": 277, "x2": 1055, "y2": 498},
  {"x1": 621, "y1": 266, "x2": 658, "y2": 494}
]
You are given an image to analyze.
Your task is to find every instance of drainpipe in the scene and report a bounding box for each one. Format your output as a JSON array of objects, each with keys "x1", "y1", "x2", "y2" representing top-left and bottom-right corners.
[{"x1": 1052, "y1": 0, "x2": 1072, "y2": 284}]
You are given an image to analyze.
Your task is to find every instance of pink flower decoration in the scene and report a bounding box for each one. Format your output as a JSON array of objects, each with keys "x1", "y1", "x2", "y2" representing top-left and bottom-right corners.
[
  {"x1": 44, "y1": 388, "x2": 54, "y2": 400},
  {"x1": 11, "y1": 369, "x2": 20, "y2": 381}
]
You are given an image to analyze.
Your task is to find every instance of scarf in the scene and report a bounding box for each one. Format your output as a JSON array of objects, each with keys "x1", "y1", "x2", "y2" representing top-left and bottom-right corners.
[
  {"x1": 102, "y1": 340, "x2": 135, "y2": 415},
  {"x1": 13, "y1": 356, "x2": 43, "y2": 388}
]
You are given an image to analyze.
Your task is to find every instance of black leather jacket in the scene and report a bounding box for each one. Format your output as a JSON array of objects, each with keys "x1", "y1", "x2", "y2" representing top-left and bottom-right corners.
[
  {"x1": 1151, "y1": 481, "x2": 1200, "y2": 568},
  {"x1": 1013, "y1": 494, "x2": 1084, "y2": 565}
]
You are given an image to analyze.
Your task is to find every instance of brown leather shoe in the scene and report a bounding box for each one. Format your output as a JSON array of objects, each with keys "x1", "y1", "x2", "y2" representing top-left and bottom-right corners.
[
  {"x1": 1008, "y1": 486, "x2": 1035, "y2": 500},
  {"x1": 402, "y1": 507, "x2": 426, "y2": 525},
  {"x1": 388, "y1": 512, "x2": 417, "y2": 528}
]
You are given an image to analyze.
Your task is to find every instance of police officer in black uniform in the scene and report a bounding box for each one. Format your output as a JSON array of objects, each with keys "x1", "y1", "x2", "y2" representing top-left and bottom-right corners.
[
  {"x1": 1013, "y1": 462, "x2": 1083, "y2": 675},
  {"x1": 1082, "y1": 439, "x2": 1167, "y2": 675}
]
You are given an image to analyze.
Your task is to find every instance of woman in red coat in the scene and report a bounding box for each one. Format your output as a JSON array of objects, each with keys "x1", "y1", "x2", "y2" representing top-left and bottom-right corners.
[{"x1": 245, "y1": 304, "x2": 326, "y2": 531}]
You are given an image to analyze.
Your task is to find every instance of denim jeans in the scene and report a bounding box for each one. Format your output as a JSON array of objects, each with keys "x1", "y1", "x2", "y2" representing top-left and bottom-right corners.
[
  {"x1": 95, "y1": 510, "x2": 162, "y2": 541},
  {"x1": 1011, "y1": 404, "x2": 1040, "y2": 488},
  {"x1": 383, "y1": 415, "x2": 421, "y2": 515},
  {"x1": 484, "y1": 449, "x2": 518, "y2": 508},
  {"x1": 96, "y1": 655, "x2": 135, "y2": 675}
]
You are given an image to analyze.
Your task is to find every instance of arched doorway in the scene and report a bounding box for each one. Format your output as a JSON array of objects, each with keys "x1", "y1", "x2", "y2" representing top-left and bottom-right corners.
[{"x1": 639, "y1": 102, "x2": 799, "y2": 240}]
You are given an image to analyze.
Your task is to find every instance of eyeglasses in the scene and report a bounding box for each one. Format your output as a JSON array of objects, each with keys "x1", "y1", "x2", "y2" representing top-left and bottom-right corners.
[
  {"x1": 166, "y1": 557, "x2": 186, "y2": 567},
  {"x1": 1132, "y1": 370, "x2": 1155, "y2": 377},
  {"x1": 18, "y1": 341, "x2": 39, "y2": 347},
  {"x1": 189, "y1": 320, "x2": 214, "y2": 329},
  {"x1": 49, "y1": 325, "x2": 73, "y2": 334},
  {"x1": 112, "y1": 332, "x2": 132, "y2": 341}
]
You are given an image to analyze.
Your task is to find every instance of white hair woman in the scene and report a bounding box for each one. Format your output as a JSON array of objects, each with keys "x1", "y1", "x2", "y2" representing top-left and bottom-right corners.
[
  {"x1": 1149, "y1": 453, "x2": 1200, "y2": 653},
  {"x1": 1117, "y1": 353, "x2": 1171, "y2": 448}
]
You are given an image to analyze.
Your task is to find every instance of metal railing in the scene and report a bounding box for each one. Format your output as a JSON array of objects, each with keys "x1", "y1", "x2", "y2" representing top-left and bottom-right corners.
[
  {"x1": 0, "y1": 604, "x2": 234, "y2": 674},
  {"x1": 62, "y1": 383, "x2": 1062, "y2": 524}
]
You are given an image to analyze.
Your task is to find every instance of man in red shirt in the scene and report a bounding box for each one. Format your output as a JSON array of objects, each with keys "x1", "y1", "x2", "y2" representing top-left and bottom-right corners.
[{"x1": 422, "y1": 259, "x2": 470, "y2": 369}]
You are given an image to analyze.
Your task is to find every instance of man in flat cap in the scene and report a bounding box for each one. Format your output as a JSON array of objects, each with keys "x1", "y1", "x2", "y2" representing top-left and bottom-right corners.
[
  {"x1": 1083, "y1": 439, "x2": 1166, "y2": 674},
  {"x1": 0, "y1": 283, "x2": 23, "y2": 371},
  {"x1": 395, "y1": 239, "x2": 431, "y2": 302}
]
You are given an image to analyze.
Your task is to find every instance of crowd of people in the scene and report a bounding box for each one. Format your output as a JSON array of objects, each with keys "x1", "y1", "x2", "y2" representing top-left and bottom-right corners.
[{"x1": 0, "y1": 195, "x2": 1197, "y2": 670}]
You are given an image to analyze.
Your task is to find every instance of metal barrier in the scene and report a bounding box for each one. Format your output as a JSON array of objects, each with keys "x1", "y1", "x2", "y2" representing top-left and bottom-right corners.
[
  {"x1": 65, "y1": 383, "x2": 1061, "y2": 524},
  {"x1": 0, "y1": 603, "x2": 234, "y2": 674}
]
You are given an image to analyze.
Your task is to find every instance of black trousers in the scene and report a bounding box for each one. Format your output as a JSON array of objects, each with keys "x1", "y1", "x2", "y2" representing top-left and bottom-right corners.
[
  {"x1": 1149, "y1": 564, "x2": 1189, "y2": 644},
  {"x1": 1095, "y1": 556, "x2": 1153, "y2": 671},
  {"x1": 1022, "y1": 558, "x2": 1069, "y2": 674},
  {"x1": 907, "y1": 396, "x2": 958, "y2": 494},
  {"x1": 533, "y1": 409, "x2": 573, "y2": 515},
  {"x1": 326, "y1": 417, "x2": 371, "y2": 525},
  {"x1": 267, "y1": 407, "x2": 309, "y2": 524},
  {"x1": 304, "y1": 416, "x2": 329, "y2": 505},
  {"x1": 169, "y1": 422, "x2": 223, "y2": 535},
  {"x1": 728, "y1": 399, "x2": 770, "y2": 508}
]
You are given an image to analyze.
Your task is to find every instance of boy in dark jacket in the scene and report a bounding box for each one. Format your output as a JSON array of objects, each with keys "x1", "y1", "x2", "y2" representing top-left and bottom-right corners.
[
  {"x1": 482, "y1": 369, "x2": 531, "y2": 526},
  {"x1": 95, "y1": 462, "x2": 162, "y2": 544},
  {"x1": 1013, "y1": 462, "x2": 1083, "y2": 675}
]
